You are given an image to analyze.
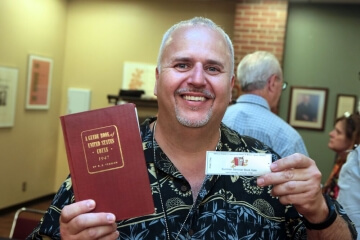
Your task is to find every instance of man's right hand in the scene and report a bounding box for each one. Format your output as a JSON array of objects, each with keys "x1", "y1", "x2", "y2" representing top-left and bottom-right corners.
[{"x1": 59, "y1": 200, "x2": 119, "y2": 239}]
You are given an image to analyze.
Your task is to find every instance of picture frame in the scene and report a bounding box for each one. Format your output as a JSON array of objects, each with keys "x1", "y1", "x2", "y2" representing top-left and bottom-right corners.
[
  {"x1": 335, "y1": 94, "x2": 357, "y2": 119},
  {"x1": 0, "y1": 66, "x2": 18, "y2": 127},
  {"x1": 122, "y1": 61, "x2": 157, "y2": 99},
  {"x1": 25, "y1": 55, "x2": 53, "y2": 110},
  {"x1": 288, "y1": 86, "x2": 328, "y2": 131}
]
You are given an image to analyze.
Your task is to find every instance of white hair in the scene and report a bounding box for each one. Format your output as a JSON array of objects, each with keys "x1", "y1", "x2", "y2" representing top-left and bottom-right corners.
[{"x1": 237, "y1": 51, "x2": 282, "y2": 92}]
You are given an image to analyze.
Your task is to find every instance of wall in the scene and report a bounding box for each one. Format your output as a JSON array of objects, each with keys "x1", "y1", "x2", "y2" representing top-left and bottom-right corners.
[
  {"x1": 233, "y1": 0, "x2": 288, "y2": 66},
  {"x1": 232, "y1": 0, "x2": 288, "y2": 111},
  {"x1": 53, "y1": 0, "x2": 237, "y2": 190},
  {"x1": 0, "y1": 0, "x2": 67, "y2": 209},
  {"x1": 279, "y1": 3, "x2": 360, "y2": 180}
]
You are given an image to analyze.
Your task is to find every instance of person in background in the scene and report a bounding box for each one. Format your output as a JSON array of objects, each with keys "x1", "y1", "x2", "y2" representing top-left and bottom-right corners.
[
  {"x1": 338, "y1": 119, "x2": 360, "y2": 239},
  {"x1": 28, "y1": 17, "x2": 356, "y2": 239},
  {"x1": 222, "y1": 51, "x2": 308, "y2": 158},
  {"x1": 323, "y1": 113, "x2": 360, "y2": 199}
]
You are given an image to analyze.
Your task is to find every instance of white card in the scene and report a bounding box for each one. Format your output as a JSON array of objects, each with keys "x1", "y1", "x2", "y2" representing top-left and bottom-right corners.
[{"x1": 206, "y1": 151, "x2": 272, "y2": 176}]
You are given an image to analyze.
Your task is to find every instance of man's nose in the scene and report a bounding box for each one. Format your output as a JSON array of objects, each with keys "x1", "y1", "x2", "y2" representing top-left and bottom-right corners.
[{"x1": 188, "y1": 63, "x2": 206, "y2": 86}]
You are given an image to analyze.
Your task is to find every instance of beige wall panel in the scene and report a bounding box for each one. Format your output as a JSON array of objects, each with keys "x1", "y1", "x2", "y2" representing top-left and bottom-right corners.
[{"x1": 0, "y1": 0, "x2": 67, "y2": 209}]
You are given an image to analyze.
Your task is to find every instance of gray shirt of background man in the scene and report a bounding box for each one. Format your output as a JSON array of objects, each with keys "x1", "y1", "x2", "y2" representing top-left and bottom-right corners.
[{"x1": 222, "y1": 51, "x2": 308, "y2": 158}]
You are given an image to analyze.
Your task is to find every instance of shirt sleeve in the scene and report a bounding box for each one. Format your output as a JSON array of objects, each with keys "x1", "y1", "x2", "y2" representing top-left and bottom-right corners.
[
  {"x1": 338, "y1": 147, "x2": 360, "y2": 238},
  {"x1": 26, "y1": 176, "x2": 75, "y2": 240}
]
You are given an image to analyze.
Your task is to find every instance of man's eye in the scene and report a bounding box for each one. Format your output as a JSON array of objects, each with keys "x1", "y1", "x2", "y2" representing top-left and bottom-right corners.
[
  {"x1": 175, "y1": 63, "x2": 188, "y2": 69},
  {"x1": 207, "y1": 66, "x2": 220, "y2": 74}
]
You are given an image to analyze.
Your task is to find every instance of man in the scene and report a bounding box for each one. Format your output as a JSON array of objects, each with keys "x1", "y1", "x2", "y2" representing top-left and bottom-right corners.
[
  {"x1": 28, "y1": 17, "x2": 356, "y2": 239},
  {"x1": 223, "y1": 51, "x2": 308, "y2": 158},
  {"x1": 296, "y1": 94, "x2": 318, "y2": 122}
]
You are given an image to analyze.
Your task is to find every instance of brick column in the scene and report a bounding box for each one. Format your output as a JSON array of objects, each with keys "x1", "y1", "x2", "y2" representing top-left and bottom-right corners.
[
  {"x1": 231, "y1": 0, "x2": 288, "y2": 109},
  {"x1": 233, "y1": 0, "x2": 288, "y2": 66}
]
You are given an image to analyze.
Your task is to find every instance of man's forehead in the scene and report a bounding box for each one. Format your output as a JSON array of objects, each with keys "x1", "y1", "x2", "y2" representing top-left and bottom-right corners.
[
  {"x1": 170, "y1": 25, "x2": 220, "y2": 41},
  {"x1": 164, "y1": 26, "x2": 229, "y2": 55}
]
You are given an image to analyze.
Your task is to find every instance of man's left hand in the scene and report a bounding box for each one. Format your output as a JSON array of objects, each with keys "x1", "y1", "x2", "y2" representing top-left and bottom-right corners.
[{"x1": 257, "y1": 153, "x2": 328, "y2": 223}]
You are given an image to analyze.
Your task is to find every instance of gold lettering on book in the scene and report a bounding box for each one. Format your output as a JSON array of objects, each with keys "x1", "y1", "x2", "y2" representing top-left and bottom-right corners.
[
  {"x1": 85, "y1": 134, "x2": 99, "y2": 141},
  {"x1": 88, "y1": 141, "x2": 101, "y2": 148},
  {"x1": 101, "y1": 139, "x2": 115, "y2": 145},
  {"x1": 100, "y1": 131, "x2": 115, "y2": 138},
  {"x1": 81, "y1": 125, "x2": 124, "y2": 174},
  {"x1": 99, "y1": 155, "x2": 109, "y2": 161},
  {"x1": 96, "y1": 147, "x2": 108, "y2": 154}
]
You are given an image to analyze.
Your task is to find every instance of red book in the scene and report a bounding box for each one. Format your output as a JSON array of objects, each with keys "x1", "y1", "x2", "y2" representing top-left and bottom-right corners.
[{"x1": 60, "y1": 103, "x2": 154, "y2": 220}]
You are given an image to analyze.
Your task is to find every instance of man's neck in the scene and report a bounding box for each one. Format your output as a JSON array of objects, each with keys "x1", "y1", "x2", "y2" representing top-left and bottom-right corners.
[
  {"x1": 151, "y1": 118, "x2": 220, "y2": 189},
  {"x1": 152, "y1": 118, "x2": 220, "y2": 155}
]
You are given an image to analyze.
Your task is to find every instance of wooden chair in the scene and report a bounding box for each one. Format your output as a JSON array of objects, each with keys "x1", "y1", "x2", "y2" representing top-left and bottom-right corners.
[{"x1": 9, "y1": 207, "x2": 46, "y2": 239}]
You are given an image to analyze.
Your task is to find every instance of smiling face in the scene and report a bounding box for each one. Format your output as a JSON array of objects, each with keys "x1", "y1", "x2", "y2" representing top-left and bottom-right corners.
[{"x1": 154, "y1": 25, "x2": 234, "y2": 128}]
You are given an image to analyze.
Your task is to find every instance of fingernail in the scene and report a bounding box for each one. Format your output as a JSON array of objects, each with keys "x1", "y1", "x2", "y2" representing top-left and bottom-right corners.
[
  {"x1": 87, "y1": 200, "x2": 95, "y2": 209},
  {"x1": 107, "y1": 214, "x2": 116, "y2": 222},
  {"x1": 257, "y1": 178, "x2": 264, "y2": 186},
  {"x1": 271, "y1": 162, "x2": 278, "y2": 170}
]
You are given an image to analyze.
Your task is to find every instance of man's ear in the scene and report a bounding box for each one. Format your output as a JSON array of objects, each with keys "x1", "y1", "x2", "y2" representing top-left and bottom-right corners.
[
  {"x1": 267, "y1": 74, "x2": 277, "y2": 93},
  {"x1": 154, "y1": 67, "x2": 159, "y2": 96}
]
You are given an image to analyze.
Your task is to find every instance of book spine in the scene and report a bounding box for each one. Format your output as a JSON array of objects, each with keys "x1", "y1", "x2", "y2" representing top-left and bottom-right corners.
[{"x1": 60, "y1": 116, "x2": 80, "y2": 202}]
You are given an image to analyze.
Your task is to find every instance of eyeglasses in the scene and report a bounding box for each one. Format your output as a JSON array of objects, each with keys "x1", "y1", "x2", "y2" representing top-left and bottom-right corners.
[{"x1": 282, "y1": 81, "x2": 288, "y2": 91}]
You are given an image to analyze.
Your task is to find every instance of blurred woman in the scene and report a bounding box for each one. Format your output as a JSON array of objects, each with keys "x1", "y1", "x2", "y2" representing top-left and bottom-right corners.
[{"x1": 322, "y1": 113, "x2": 360, "y2": 199}]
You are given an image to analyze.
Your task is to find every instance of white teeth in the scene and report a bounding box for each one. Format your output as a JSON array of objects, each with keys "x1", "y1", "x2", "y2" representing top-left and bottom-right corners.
[{"x1": 183, "y1": 95, "x2": 206, "y2": 101}]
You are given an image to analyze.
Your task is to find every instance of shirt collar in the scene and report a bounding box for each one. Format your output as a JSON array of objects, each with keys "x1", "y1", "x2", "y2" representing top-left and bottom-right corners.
[{"x1": 236, "y1": 94, "x2": 270, "y2": 110}]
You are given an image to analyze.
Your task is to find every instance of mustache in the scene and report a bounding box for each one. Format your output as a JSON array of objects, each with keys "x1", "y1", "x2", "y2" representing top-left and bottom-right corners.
[{"x1": 175, "y1": 88, "x2": 215, "y2": 99}]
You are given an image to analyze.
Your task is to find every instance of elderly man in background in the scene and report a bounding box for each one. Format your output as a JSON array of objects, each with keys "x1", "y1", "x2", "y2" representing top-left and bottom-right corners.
[{"x1": 223, "y1": 51, "x2": 308, "y2": 158}]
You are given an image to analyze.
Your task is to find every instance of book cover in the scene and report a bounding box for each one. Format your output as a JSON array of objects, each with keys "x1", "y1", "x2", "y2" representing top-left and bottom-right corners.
[{"x1": 60, "y1": 103, "x2": 154, "y2": 220}]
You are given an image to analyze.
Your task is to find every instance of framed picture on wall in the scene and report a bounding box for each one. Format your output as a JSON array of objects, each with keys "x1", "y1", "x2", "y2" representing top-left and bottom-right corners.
[
  {"x1": 0, "y1": 66, "x2": 18, "y2": 127},
  {"x1": 25, "y1": 55, "x2": 53, "y2": 110},
  {"x1": 335, "y1": 94, "x2": 357, "y2": 120},
  {"x1": 288, "y1": 86, "x2": 328, "y2": 131},
  {"x1": 122, "y1": 61, "x2": 157, "y2": 99}
]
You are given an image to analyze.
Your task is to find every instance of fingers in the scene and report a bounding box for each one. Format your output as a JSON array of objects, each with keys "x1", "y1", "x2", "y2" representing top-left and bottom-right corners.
[
  {"x1": 60, "y1": 200, "x2": 118, "y2": 239},
  {"x1": 270, "y1": 153, "x2": 313, "y2": 172},
  {"x1": 80, "y1": 225, "x2": 119, "y2": 239},
  {"x1": 258, "y1": 167, "x2": 319, "y2": 186},
  {"x1": 271, "y1": 179, "x2": 321, "y2": 205},
  {"x1": 61, "y1": 200, "x2": 96, "y2": 223},
  {"x1": 61, "y1": 224, "x2": 119, "y2": 240},
  {"x1": 99, "y1": 230, "x2": 120, "y2": 240},
  {"x1": 70, "y1": 212, "x2": 116, "y2": 231},
  {"x1": 257, "y1": 153, "x2": 322, "y2": 187},
  {"x1": 256, "y1": 153, "x2": 325, "y2": 217}
]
